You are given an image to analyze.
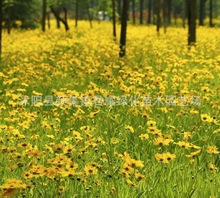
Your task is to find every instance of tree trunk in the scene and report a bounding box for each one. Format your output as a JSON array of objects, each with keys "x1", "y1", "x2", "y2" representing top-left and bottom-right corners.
[
  {"x1": 132, "y1": 0, "x2": 136, "y2": 24},
  {"x1": 50, "y1": 6, "x2": 69, "y2": 31},
  {"x1": 0, "y1": 0, "x2": 2, "y2": 57},
  {"x1": 42, "y1": 0, "x2": 46, "y2": 32},
  {"x1": 199, "y1": 0, "x2": 205, "y2": 26},
  {"x1": 209, "y1": 0, "x2": 213, "y2": 27},
  {"x1": 86, "y1": 2, "x2": 93, "y2": 28},
  {"x1": 7, "y1": 5, "x2": 11, "y2": 35},
  {"x1": 118, "y1": 0, "x2": 122, "y2": 22},
  {"x1": 187, "y1": 0, "x2": 196, "y2": 46},
  {"x1": 75, "y1": 0, "x2": 78, "y2": 27},
  {"x1": 147, "y1": 0, "x2": 152, "y2": 24},
  {"x1": 153, "y1": 0, "x2": 156, "y2": 24},
  {"x1": 156, "y1": 0, "x2": 161, "y2": 34},
  {"x1": 119, "y1": 0, "x2": 129, "y2": 57},
  {"x1": 140, "y1": 0, "x2": 144, "y2": 24},
  {"x1": 182, "y1": 0, "x2": 187, "y2": 28},
  {"x1": 47, "y1": 12, "x2": 50, "y2": 29},
  {"x1": 167, "y1": 0, "x2": 172, "y2": 25},
  {"x1": 163, "y1": 0, "x2": 168, "y2": 33},
  {"x1": 112, "y1": 0, "x2": 117, "y2": 38},
  {"x1": 56, "y1": 10, "x2": 60, "y2": 29}
]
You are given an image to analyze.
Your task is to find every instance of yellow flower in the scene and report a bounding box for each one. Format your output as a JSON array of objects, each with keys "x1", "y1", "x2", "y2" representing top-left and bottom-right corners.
[
  {"x1": 32, "y1": 90, "x2": 43, "y2": 96},
  {"x1": 135, "y1": 172, "x2": 145, "y2": 181},
  {"x1": 124, "y1": 125, "x2": 134, "y2": 133},
  {"x1": 122, "y1": 163, "x2": 134, "y2": 174},
  {"x1": 63, "y1": 144, "x2": 75, "y2": 155},
  {"x1": 209, "y1": 163, "x2": 218, "y2": 171},
  {"x1": 147, "y1": 126, "x2": 162, "y2": 136},
  {"x1": 84, "y1": 164, "x2": 98, "y2": 175},
  {"x1": 185, "y1": 149, "x2": 201, "y2": 158},
  {"x1": 155, "y1": 152, "x2": 176, "y2": 163},
  {"x1": 58, "y1": 186, "x2": 66, "y2": 193},
  {"x1": 139, "y1": 133, "x2": 149, "y2": 140},
  {"x1": 110, "y1": 138, "x2": 120, "y2": 144},
  {"x1": 163, "y1": 152, "x2": 176, "y2": 163},
  {"x1": 183, "y1": 132, "x2": 192, "y2": 140},
  {"x1": 89, "y1": 110, "x2": 100, "y2": 118},
  {"x1": 126, "y1": 179, "x2": 138, "y2": 188},
  {"x1": 23, "y1": 171, "x2": 33, "y2": 180},
  {"x1": 147, "y1": 120, "x2": 156, "y2": 127},
  {"x1": 174, "y1": 141, "x2": 192, "y2": 149},
  {"x1": 201, "y1": 114, "x2": 213, "y2": 123},
  {"x1": 3, "y1": 179, "x2": 26, "y2": 188},
  {"x1": 207, "y1": 146, "x2": 220, "y2": 154},
  {"x1": 153, "y1": 137, "x2": 173, "y2": 146}
]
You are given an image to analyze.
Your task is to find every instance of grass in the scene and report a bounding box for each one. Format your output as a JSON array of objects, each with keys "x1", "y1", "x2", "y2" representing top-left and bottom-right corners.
[{"x1": 0, "y1": 21, "x2": 219, "y2": 198}]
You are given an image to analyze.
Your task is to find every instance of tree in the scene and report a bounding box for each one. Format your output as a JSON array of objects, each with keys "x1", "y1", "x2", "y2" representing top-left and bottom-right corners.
[
  {"x1": 112, "y1": 0, "x2": 116, "y2": 38},
  {"x1": 132, "y1": 0, "x2": 135, "y2": 24},
  {"x1": 163, "y1": 0, "x2": 168, "y2": 33},
  {"x1": 50, "y1": 6, "x2": 69, "y2": 31},
  {"x1": 182, "y1": 0, "x2": 187, "y2": 28},
  {"x1": 147, "y1": 0, "x2": 152, "y2": 24},
  {"x1": 199, "y1": 0, "x2": 205, "y2": 26},
  {"x1": 75, "y1": 0, "x2": 78, "y2": 27},
  {"x1": 86, "y1": 0, "x2": 93, "y2": 28},
  {"x1": 156, "y1": 0, "x2": 161, "y2": 34},
  {"x1": 117, "y1": 0, "x2": 122, "y2": 22},
  {"x1": 47, "y1": 11, "x2": 50, "y2": 29},
  {"x1": 119, "y1": 0, "x2": 129, "y2": 57},
  {"x1": 187, "y1": 0, "x2": 196, "y2": 46},
  {"x1": 140, "y1": 0, "x2": 144, "y2": 24},
  {"x1": 0, "y1": 0, "x2": 2, "y2": 57},
  {"x1": 42, "y1": 0, "x2": 47, "y2": 31},
  {"x1": 167, "y1": 0, "x2": 172, "y2": 25},
  {"x1": 209, "y1": 0, "x2": 213, "y2": 27},
  {"x1": 5, "y1": 0, "x2": 13, "y2": 34}
]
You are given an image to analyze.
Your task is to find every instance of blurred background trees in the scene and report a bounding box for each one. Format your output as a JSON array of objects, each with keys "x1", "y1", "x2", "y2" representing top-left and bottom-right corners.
[
  {"x1": 0, "y1": 0, "x2": 220, "y2": 57},
  {"x1": 0, "y1": 0, "x2": 219, "y2": 31}
]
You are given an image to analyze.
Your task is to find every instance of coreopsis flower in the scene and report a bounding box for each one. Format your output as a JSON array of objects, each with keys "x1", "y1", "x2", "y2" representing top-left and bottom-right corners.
[
  {"x1": 53, "y1": 143, "x2": 64, "y2": 153},
  {"x1": 207, "y1": 146, "x2": 220, "y2": 154},
  {"x1": 127, "y1": 159, "x2": 144, "y2": 168},
  {"x1": 201, "y1": 114, "x2": 213, "y2": 123},
  {"x1": 110, "y1": 138, "x2": 120, "y2": 144},
  {"x1": 163, "y1": 152, "x2": 176, "y2": 163},
  {"x1": 183, "y1": 132, "x2": 192, "y2": 140},
  {"x1": 135, "y1": 171, "x2": 145, "y2": 181},
  {"x1": 122, "y1": 163, "x2": 134, "y2": 174},
  {"x1": 174, "y1": 141, "x2": 192, "y2": 149},
  {"x1": 66, "y1": 162, "x2": 79, "y2": 170},
  {"x1": 147, "y1": 127, "x2": 162, "y2": 136},
  {"x1": 29, "y1": 164, "x2": 46, "y2": 177},
  {"x1": 139, "y1": 133, "x2": 149, "y2": 140},
  {"x1": 0, "y1": 179, "x2": 27, "y2": 197},
  {"x1": 147, "y1": 120, "x2": 157, "y2": 127},
  {"x1": 84, "y1": 164, "x2": 98, "y2": 175},
  {"x1": 44, "y1": 167, "x2": 58, "y2": 179},
  {"x1": 124, "y1": 125, "x2": 134, "y2": 133},
  {"x1": 153, "y1": 137, "x2": 173, "y2": 146},
  {"x1": 59, "y1": 169, "x2": 75, "y2": 177},
  {"x1": 23, "y1": 170, "x2": 34, "y2": 180},
  {"x1": 126, "y1": 179, "x2": 138, "y2": 188},
  {"x1": 185, "y1": 149, "x2": 201, "y2": 158},
  {"x1": 89, "y1": 110, "x2": 100, "y2": 118},
  {"x1": 72, "y1": 131, "x2": 83, "y2": 140},
  {"x1": 63, "y1": 144, "x2": 75, "y2": 155},
  {"x1": 209, "y1": 163, "x2": 218, "y2": 171},
  {"x1": 155, "y1": 152, "x2": 176, "y2": 163}
]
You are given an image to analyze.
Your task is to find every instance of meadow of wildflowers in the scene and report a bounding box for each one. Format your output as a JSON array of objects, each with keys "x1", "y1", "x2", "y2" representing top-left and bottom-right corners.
[{"x1": 0, "y1": 21, "x2": 219, "y2": 197}]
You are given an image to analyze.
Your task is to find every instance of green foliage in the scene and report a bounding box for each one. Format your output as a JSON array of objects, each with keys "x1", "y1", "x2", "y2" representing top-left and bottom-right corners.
[{"x1": 2, "y1": 0, "x2": 40, "y2": 29}]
